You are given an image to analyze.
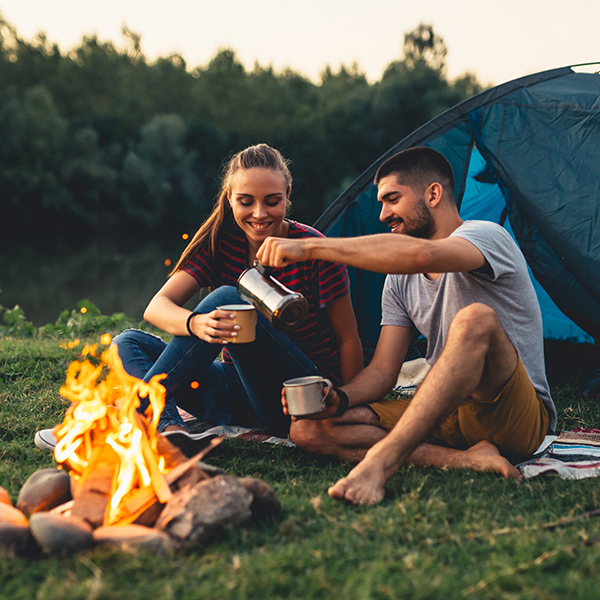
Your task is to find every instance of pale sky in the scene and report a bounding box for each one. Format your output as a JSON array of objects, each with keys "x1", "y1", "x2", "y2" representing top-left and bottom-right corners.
[{"x1": 1, "y1": 0, "x2": 599, "y2": 86}]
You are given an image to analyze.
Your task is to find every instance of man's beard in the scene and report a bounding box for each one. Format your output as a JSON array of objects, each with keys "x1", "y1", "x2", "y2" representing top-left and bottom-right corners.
[{"x1": 402, "y1": 196, "x2": 437, "y2": 239}]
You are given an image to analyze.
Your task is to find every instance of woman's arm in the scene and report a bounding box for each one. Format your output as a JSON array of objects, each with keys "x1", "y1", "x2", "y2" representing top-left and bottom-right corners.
[
  {"x1": 325, "y1": 293, "x2": 364, "y2": 384},
  {"x1": 143, "y1": 271, "x2": 237, "y2": 343}
]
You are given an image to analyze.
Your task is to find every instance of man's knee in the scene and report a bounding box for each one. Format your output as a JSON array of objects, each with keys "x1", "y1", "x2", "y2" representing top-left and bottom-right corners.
[{"x1": 449, "y1": 303, "x2": 501, "y2": 344}]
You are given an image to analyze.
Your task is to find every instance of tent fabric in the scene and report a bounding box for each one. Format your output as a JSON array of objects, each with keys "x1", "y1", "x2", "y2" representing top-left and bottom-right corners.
[{"x1": 314, "y1": 66, "x2": 599, "y2": 349}]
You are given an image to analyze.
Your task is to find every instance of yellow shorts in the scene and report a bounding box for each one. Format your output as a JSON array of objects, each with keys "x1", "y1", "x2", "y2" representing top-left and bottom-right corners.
[{"x1": 368, "y1": 356, "x2": 550, "y2": 462}]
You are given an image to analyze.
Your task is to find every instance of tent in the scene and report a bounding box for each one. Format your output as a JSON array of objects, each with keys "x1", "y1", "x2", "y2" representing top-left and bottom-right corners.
[{"x1": 314, "y1": 65, "x2": 600, "y2": 356}]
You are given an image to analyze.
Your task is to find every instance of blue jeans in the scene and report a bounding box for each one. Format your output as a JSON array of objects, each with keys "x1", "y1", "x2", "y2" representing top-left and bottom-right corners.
[{"x1": 112, "y1": 286, "x2": 324, "y2": 437}]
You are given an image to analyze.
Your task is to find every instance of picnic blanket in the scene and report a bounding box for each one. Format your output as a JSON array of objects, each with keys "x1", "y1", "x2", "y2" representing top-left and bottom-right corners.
[
  {"x1": 179, "y1": 409, "x2": 600, "y2": 479},
  {"x1": 518, "y1": 428, "x2": 600, "y2": 480},
  {"x1": 178, "y1": 408, "x2": 296, "y2": 447}
]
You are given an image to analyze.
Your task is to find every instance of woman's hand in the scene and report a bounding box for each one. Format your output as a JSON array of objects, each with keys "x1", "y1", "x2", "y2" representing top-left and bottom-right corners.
[{"x1": 188, "y1": 309, "x2": 240, "y2": 344}]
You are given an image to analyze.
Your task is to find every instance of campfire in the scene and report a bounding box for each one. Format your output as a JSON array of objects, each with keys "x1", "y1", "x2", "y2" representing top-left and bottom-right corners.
[
  {"x1": 55, "y1": 343, "x2": 173, "y2": 527},
  {"x1": 1, "y1": 339, "x2": 281, "y2": 557}
]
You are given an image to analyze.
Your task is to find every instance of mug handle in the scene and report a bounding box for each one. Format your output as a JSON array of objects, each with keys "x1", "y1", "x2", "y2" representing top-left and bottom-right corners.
[{"x1": 321, "y1": 378, "x2": 332, "y2": 401}]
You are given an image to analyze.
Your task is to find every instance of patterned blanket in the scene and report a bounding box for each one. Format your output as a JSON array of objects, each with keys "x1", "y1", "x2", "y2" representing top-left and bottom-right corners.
[
  {"x1": 179, "y1": 408, "x2": 295, "y2": 447},
  {"x1": 180, "y1": 407, "x2": 600, "y2": 478},
  {"x1": 518, "y1": 428, "x2": 600, "y2": 480}
]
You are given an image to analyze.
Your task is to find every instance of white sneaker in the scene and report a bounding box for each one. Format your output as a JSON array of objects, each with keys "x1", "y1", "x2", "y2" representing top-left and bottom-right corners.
[
  {"x1": 162, "y1": 429, "x2": 217, "y2": 458},
  {"x1": 34, "y1": 429, "x2": 57, "y2": 451}
]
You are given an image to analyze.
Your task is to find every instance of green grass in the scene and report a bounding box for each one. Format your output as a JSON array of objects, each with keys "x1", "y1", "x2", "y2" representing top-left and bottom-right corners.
[{"x1": 1, "y1": 337, "x2": 600, "y2": 599}]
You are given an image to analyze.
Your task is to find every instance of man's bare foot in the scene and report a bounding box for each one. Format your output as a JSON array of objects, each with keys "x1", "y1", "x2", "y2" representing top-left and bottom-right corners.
[
  {"x1": 328, "y1": 449, "x2": 395, "y2": 505},
  {"x1": 463, "y1": 440, "x2": 522, "y2": 479}
]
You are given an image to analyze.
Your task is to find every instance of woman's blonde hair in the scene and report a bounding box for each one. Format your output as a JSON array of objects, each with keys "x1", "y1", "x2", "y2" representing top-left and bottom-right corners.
[{"x1": 171, "y1": 144, "x2": 292, "y2": 275}]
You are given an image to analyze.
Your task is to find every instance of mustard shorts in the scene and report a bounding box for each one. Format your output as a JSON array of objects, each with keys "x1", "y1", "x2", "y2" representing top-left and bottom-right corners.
[{"x1": 368, "y1": 356, "x2": 549, "y2": 462}]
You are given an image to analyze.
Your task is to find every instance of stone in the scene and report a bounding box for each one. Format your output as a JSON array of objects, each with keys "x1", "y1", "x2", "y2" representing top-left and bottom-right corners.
[
  {"x1": 94, "y1": 524, "x2": 173, "y2": 554},
  {"x1": 240, "y1": 478, "x2": 282, "y2": 520},
  {"x1": 0, "y1": 502, "x2": 28, "y2": 527},
  {"x1": 0, "y1": 486, "x2": 12, "y2": 506},
  {"x1": 29, "y1": 513, "x2": 94, "y2": 556},
  {"x1": 0, "y1": 523, "x2": 38, "y2": 558},
  {"x1": 16, "y1": 468, "x2": 71, "y2": 517},
  {"x1": 156, "y1": 475, "x2": 253, "y2": 547}
]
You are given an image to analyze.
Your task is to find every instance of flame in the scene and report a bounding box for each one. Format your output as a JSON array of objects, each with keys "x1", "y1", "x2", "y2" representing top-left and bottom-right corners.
[{"x1": 55, "y1": 344, "x2": 172, "y2": 526}]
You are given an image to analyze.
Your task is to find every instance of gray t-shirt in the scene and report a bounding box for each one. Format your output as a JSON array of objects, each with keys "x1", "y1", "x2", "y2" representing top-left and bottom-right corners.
[{"x1": 381, "y1": 220, "x2": 556, "y2": 432}]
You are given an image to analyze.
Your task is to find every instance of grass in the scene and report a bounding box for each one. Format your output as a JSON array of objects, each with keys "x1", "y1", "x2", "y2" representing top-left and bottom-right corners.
[{"x1": 1, "y1": 337, "x2": 600, "y2": 599}]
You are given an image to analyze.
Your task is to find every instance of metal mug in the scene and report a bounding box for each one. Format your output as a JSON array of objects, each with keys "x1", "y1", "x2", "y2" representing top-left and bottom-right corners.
[
  {"x1": 283, "y1": 375, "x2": 333, "y2": 416},
  {"x1": 237, "y1": 262, "x2": 308, "y2": 333}
]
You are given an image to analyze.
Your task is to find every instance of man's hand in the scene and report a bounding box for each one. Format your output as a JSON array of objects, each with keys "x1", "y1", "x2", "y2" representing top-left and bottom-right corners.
[
  {"x1": 257, "y1": 237, "x2": 311, "y2": 268},
  {"x1": 281, "y1": 386, "x2": 341, "y2": 421}
]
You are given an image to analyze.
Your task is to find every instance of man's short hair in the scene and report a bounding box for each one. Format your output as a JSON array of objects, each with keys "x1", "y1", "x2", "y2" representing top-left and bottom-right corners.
[{"x1": 374, "y1": 147, "x2": 455, "y2": 199}]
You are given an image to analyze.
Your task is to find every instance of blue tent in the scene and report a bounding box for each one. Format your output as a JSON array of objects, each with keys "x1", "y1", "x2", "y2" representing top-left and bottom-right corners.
[{"x1": 314, "y1": 65, "x2": 600, "y2": 354}]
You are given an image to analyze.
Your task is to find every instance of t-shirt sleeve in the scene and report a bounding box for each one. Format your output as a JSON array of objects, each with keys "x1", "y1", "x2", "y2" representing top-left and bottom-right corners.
[
  {"x1": 381, "y1": 275, "x2": 414, "y2": 327},
  {"x1": 451, "y1": 221, "x2": 517, "y2": 281},
  {"x1": 181, "y1": 248, "x2": 215, "y2": 288}
]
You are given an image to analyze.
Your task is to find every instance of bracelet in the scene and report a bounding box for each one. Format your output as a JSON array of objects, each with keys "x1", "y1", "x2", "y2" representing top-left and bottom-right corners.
[
  {"x1": 331, "y1": 388, "x2": 349, "y2": 418},
  {"x1": 186, "y1": 311, "x2": 201, "y2": 338}
]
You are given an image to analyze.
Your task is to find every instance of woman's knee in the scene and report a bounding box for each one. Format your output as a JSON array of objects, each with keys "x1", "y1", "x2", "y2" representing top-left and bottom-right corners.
[
  {"x1": 112, "y1": 328, "x2": 144, "y2": 348},
  {"x1": 193, "y1": 285, "x2": 243, "y2": 312},
  {"x1": 112, "y1": 328, "x2": 161, "y2": 348}
]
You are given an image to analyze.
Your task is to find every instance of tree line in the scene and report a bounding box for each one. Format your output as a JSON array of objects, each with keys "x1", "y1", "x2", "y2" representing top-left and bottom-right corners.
[{"x1": 0, "y1": 19, "x2": 483, "y2": 247}]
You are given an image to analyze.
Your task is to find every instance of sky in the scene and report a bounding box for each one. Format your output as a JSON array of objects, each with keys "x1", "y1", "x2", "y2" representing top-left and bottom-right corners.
[{"x1": 1, "y1": 0, "x2": 599, "y2": 86}]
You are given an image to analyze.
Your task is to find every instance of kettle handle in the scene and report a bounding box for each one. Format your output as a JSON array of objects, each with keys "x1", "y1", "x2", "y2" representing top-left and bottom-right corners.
[{"x1": 254, "y1": 261, "x2": 273, "y2": 279}]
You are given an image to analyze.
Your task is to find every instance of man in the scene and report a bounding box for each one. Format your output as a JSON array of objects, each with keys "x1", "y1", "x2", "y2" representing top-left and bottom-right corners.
[{"x1": 256, "y1": 147, "x2": 555, "y2": 505}]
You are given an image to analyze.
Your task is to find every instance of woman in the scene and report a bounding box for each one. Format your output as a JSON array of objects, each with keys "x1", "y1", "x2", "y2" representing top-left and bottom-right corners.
[{"x1": 110, "y1": 144, "x2": 363, "y2": 450}]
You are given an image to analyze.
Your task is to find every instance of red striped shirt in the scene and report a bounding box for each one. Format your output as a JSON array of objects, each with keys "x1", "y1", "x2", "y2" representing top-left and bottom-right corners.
[{"x1": 183, "y1": 220, "x2": 350, "y2": 384}]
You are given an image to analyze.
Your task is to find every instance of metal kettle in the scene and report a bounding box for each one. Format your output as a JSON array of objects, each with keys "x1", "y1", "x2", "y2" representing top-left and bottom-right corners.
[{"x1": 237, "y1": 262, "x2": 308, "y2": 333}]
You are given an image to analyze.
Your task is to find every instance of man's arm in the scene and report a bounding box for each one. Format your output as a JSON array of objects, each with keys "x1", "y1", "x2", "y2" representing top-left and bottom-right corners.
[
  {"x1": 339, "y1": 324, "x2": 414, "y2": 406},
  {"x1": 256, "y1": 233, "x2": 486, "y2": 276},
  {"x1": 283, "y1": 325, "x2": 414, "y2": 420}
]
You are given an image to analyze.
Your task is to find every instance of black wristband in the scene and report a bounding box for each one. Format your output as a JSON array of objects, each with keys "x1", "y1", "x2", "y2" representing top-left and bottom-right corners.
[
  {"x1": 331, "y1": 388, "x2": 349, "y2": 418},
  {"x1": 186, "y1": 311, "x2": 201, "y2": 338}
]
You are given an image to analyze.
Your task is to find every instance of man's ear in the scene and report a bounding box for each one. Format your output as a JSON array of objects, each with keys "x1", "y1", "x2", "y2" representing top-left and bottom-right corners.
[{"x1": 427, "y1": 182, "x2": 444, "y2": 207}]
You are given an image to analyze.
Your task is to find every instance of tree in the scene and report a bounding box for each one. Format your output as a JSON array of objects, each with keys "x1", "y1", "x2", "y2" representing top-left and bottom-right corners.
[
  {"x1": 121, "y1": 114, "x2": 202, "y2": 229},
  {"x1": 403, "y1": 23, "x2": 447, "y2": 72}
]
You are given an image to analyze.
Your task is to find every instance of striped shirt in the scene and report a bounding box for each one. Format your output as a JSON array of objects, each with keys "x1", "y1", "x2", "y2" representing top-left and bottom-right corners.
[{"x1": 182, "y1": 220, "x2": 350, "y2": 384}]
